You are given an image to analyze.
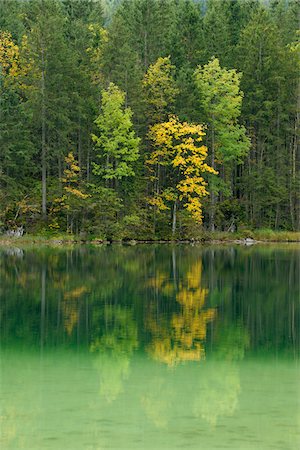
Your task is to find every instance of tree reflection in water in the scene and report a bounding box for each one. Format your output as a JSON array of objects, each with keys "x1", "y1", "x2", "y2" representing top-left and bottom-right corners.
[
  {"x1": 0, "y1": 245, "x2": 299, "y2": 444},
  {"x1": 90, "y1": 306, "x2": 138, "y2": 403},
  {"x1": 146, "y1": 260, "x2": 216, "y2": 365}
]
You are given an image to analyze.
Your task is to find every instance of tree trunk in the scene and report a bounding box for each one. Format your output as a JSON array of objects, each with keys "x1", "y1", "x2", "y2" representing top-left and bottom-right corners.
[
  {"x1": 87, "y1": 142, "x2": 90, "y2": 181},
  {"x1": 293, "y1": 76, "x2": 300, "y2": 230},
  {"x1": 144, "y1": 30, "x2": 148, "y2": 69},
  {"x1": 78, "y1": 123, "x2": 82, "y2": 170},
  {"x1": 41, "y1": 43, "x2": 47, "y2": 219},
  {"x1": 58, "y1": 155, "x2": 62, "y2": 195},
  {"x1": 105, "y1": 154, "x2": 110, "y2": 188},
  {"x1": 210, "y1": 124, "x2": 216, "y2": 232}
]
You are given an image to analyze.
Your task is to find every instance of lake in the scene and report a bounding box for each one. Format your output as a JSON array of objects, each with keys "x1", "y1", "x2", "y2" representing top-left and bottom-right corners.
[{"x1": 0, "y1": 244, "x2": 299, "y2": 449}]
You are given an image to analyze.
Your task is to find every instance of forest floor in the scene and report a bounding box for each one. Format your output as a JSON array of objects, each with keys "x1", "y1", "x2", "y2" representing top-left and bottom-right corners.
[{"x1": 0, "y1": 231, "x2": 300, "y2": 247}]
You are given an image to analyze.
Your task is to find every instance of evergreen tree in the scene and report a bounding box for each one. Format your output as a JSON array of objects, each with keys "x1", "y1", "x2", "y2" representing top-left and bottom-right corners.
[
  {"x1": 21, "y1": 0, "x2": 77, "y2": 218},
  {"x1": 0, "y1": 0, "x2": 298, "y2": 235},
  {"x1": 237, "y1": 6, "x2": 298, "y2": 228},
  {"x1": 203, "y1": 0, "x2": 233, "y2": 66}
]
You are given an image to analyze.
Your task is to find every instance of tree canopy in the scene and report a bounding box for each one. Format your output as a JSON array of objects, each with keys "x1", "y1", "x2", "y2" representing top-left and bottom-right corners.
[{"x1": 0, "y1": 0, "x2": 299, "y2": 237}]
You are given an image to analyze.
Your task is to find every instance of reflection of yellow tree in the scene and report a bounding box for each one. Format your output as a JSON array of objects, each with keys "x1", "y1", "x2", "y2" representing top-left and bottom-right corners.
[
  {"x1": 147, "y1": 260, "x2": 216, "y2": 366},
  {"x1": 62, "y1": 286, "x2": 88, "y2": 335},
  {"x1": 176, "y1": 261, "x2": 208, "y2": 308},
  {"x1": 146, "y1": 270, "x2": 174, "y2": 296}
]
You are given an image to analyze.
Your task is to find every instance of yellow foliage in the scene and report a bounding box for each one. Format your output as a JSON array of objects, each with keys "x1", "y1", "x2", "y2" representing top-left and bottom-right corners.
[
  {"x1": 48, "y1": 218, "x2": 60, "y2": 230},
  {"x1": 0, "y1": 31, "x2": 30, "y2": 89},
  {"x1": 147, "y1": 270, "x2": 175, "y2": 296},
  {"x1": 62, "y1": 286, "x2": 88, "y2": 335},
  {"x1": 147, "y1": 195, "x2": 169, "y2": 211},
  {"x1": 87, "y1": 24, "x2": 108, "y2": 86},
  {"x1": 49, "y1": 152, "x2": 88, "y2": 229},
  {"x1": 16, "y1": 197, "x2": 40, "y2": 215},
  {"x1": 163, "y1": 189, "x2": 177, "y2": 202},
  {"x1": 61, "y1": 152, "x2": 89, "y2": 200},
  {"x1": 147, "y1": 116, "x2": 217, "y2": 222},
  {"x1": 64, "y1": 286, "x2": 88, "y2": 300},
  {"x1": 63, "y1": 305, "x2": 79, "y2": 336},
  {"x1": 64, "y1": 186, "x2": 89, "y2": 199},
  {"x1": 0, "y1": 31, "x2": 20, "y2": 80}
]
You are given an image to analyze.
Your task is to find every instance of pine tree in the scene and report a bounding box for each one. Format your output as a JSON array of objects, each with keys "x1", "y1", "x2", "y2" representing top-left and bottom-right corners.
[
  {"x1": 203, "y1": 0, "x2": 233, "y2": 67},
  {"x1": 237, "y1": 6, "x2": 298, "y2": 228},
  {"x1": 21, "y1": 0, "x2": 77, "y2": 219}
]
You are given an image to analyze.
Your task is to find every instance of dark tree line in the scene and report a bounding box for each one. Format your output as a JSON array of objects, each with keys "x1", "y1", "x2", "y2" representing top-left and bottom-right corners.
[{"x1": 0, "y1": 0, "x2": 299, "y2": 238}]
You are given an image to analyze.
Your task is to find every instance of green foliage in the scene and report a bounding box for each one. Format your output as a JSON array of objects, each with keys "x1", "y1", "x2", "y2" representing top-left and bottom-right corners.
[
  {"x1": 203, "y1": 0, "x2": 233, "y2": 65},
  {"x1": 92, "y1": 83, "x2": 140, "y2": 181},
  {"x1": 194, "y1": 57, "x2": 250, "y2": 230},
  {"x1": 236, "y1": 5, "x2": 299, "y2": 229},
  {"x1": 195, "y1": 57, "x2": 250, "y2": 164},
  {"x1": 143, "y1": 56, "x2": 179, "y2": 125},
  {"x1": 0, "y1": 0, "x2": 298, "y2": 236}
]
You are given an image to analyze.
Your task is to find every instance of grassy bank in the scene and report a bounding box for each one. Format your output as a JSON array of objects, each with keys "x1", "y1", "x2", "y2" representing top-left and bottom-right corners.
[{"x1": 0, "y1": 230, "x2": 300, "y2": 247}]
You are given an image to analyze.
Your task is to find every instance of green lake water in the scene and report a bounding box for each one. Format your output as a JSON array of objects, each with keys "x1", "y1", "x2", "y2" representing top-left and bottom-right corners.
[{"x1": 0, "y1": 244, "x2": 299, "y2": 449}]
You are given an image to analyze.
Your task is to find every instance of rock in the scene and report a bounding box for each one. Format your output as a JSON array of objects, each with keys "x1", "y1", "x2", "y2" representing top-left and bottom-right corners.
[{"x1": 6, "y1": 226, "x2": 24, "y2": 237}]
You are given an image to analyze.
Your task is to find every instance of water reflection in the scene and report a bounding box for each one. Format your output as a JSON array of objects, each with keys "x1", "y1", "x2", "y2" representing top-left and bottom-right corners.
[
  {"x1": 0, "y1": 245, "x2": 299, "y2": 449},
  {"x1": 194, "y1": 363, "x2": 240, "y2": 427},
  {"x1": 90, "y1": 306, "x2": 138, "y2": 403},
  {"x1": 146, "y1": 260, "x2": 216, "y2": 365},
  {"x1": 0, "y1": 245, "x2": 299, "y2": 355}
]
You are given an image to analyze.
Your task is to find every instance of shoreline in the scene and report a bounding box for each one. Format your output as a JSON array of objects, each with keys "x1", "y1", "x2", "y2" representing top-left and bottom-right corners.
[{"x1": 1, "y1": 231, "x2": 300, "y2": 247}]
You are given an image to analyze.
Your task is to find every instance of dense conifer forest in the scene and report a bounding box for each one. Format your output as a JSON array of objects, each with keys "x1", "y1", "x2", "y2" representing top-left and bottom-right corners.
[{"x1": 0, "y1": 0, "x2": 299, "y2": 239}]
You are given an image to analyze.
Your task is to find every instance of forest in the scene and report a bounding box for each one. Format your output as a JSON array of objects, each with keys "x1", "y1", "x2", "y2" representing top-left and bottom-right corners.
[{"x1": 0, "y1": 0, "x2": 299, "y2": 240}]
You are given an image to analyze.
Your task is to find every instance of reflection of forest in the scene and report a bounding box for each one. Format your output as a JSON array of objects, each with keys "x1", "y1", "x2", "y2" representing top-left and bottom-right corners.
[
  {"x1": 2, "y1": 353, "x2": 298, "y2": 450},
  {"x1": 139, "y1": 362, "x2": 241, "y2": 429},
  {"x1": 90, "y1": 305, "x2": 138, "y2": 402},
  {"x1": 0, "y1": 245, "x2": 298, "y2": 355},
  {"x1": 0, "y1": 245, "x2": 299, "y2": 443}
]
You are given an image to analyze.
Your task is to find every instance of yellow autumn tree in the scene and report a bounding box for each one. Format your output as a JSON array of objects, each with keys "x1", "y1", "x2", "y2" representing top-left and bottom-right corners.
[
  {"x1": 51, "y1": 152, "x2": 89, "y2": 232},
  {"x1": 0, "y1": 31, "x2": 30, "y2": 89},
  {"x1": 147, "y1": 115, "x2": 217, "y2": 234},
  {"x1": 0, "y1": 31, "x2": 22, "y2": 85}
]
